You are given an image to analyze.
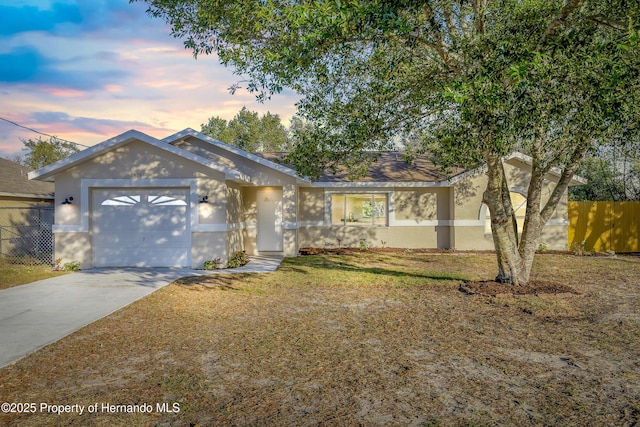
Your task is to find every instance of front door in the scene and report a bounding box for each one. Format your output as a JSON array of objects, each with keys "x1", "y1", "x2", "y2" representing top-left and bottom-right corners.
[{"x1": 256, "y1": 188, "x2": 283, "y2": 252}]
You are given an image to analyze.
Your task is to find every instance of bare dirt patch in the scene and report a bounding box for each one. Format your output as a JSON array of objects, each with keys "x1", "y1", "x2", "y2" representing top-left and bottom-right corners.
[
  {"x1": 1, "y1": 252, "x2": 639, "y2": 426},
  {"x1": 460, "y1": 280, "x2": 580, "y2": 296}
]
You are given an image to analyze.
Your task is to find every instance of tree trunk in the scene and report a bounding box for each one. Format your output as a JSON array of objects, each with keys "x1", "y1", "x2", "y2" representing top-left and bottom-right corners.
[
  {"x1": 484, "y1": 143, "x2": 590, "y2": 286},
  {"x1": 518, "y1": 168, "x2": 545, "y2": 283},
  {"x1": 483, "y1": 152, "x2": 527, "y2": 286}
]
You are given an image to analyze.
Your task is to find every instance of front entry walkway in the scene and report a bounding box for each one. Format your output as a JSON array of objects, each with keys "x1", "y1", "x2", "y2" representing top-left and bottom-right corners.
[{"x1": 0, "y1": 256, "x2": 282, "y2": 368}]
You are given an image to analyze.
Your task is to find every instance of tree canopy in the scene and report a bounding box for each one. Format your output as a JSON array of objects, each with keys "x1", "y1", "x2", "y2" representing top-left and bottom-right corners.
[
  {"x1": 17, "y1": 136, "x2": 80, "y2": 170},
  {"x1": 570, "y1": 145, "x2": 640, "y2": 201},
  {"x1": 138, "y1": 0, "x2": 640, "y2": 285},
  {"x1": 200, "y1": 106, "x2": 290, "y2": 152}
]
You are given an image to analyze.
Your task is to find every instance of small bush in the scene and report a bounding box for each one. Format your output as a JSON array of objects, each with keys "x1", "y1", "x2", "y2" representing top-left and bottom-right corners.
[
  {"x1": 537, "y1": 242, "x2": 548, "y2": 253},
  {"x1": 227, "y1": 251, "x2": 249, "y2": 269},
  {"x1": 203, "y1": 257, "x2": 223, "y2": 270},
  {"x1": 63, "y1": 261, "x2": 81, "y2": 271}
]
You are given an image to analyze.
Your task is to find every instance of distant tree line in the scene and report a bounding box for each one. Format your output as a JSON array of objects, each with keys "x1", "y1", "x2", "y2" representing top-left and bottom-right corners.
[
  {"x1": 201, "y1": 106, "x2": 297, "y2": 153},
  {"x1": 14, "y1": 108, "x2": 639, "y2": 203},
  {"x1": 570, "y1": 142, "x2": 640, "y2": 201}
]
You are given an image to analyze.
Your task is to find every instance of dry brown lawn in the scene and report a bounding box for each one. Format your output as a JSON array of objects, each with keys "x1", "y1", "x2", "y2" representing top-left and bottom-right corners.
[
  {"x1": 1, "y1": 251, "x2": 639, "y2": 426},
  {"x1": 0, "y1": 262, "x2": 67, "y2": 290}
]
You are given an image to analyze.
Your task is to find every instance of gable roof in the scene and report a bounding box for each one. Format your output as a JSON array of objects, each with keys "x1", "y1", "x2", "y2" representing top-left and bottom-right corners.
[
  {"x1": 0, "y1": 157, "x2": 54, "y2": 199},
  {"x1": 28, "y1": 130, "x2": 252, "y2": 183},
  {"x1": 27, "y1": 126, "x2": 586, "y2": 188},
  {"x1": 503, "y1": 152, "x2": 587, "y2": 185},
  {"x1": 258, "y1": 151, "x2": 586, "y2": 187},
  {"x1": 257, "y1": 152, "x2": 465, "y2": 184},
  {"x1": 162, "y1": 128, "x2": 309, "y2": 184}
]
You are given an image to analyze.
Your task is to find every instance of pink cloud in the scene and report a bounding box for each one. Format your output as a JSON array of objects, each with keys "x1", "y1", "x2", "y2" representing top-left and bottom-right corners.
[{"x1": 41, "y1": 87, "x2": 88, "y2": 97}]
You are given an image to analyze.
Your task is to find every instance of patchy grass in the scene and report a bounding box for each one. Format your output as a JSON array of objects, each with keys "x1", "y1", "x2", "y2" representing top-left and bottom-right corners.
[
  {"x1": 0, "y1": 261, "x2": 67, "y2": 290},
  {"x1": 1, "y1": 252, "x2": 639, "y2": 426}
]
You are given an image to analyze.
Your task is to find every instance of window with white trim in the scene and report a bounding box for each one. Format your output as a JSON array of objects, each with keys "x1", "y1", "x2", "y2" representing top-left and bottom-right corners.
[
  {"x1": 331, "y1": 193, "x2": 388, "y2": 226},
  {"x1": 101, "y1": 195, "x2": 187, "y2": 206}
]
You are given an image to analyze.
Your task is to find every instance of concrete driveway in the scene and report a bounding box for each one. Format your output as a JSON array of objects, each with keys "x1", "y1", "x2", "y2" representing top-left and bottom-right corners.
[{"x1": 0, "y1": 256, "x2": 282, "y2": 369}]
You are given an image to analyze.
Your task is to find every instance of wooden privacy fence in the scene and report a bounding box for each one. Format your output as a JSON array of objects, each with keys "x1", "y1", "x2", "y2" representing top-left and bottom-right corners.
[{"x1": 568, "y1": 201, "x2": 640, "y2": 253}]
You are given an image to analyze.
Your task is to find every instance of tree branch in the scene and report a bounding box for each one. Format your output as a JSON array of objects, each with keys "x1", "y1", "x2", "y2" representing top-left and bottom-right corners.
[
  {"x1": 541, "y1": 0, "x2": 584, "y2": 43},
  {"x1": 588, "y1": 15, "x2": 628, "y2": 31},
  {"x1": 421, "y1": 4, "x2": 462, "y2": 75},
  {"x1": 472, "y1": 0, "x2": 486, "y2": 34},
  {"x1": 540, "y1": 140, "x2": 590, "y2": 223}
]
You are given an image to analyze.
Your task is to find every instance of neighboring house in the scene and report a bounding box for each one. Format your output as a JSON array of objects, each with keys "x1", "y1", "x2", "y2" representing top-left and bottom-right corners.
[
  {"x1": 0, "y1": 157, "x2": 54, "y2": 207},
  {"x1": 28, "y1": 129, "x2": 584, "y2": 269},
  {"x1": 1, "y1": 158, "x2": 54, "y2": 261}
]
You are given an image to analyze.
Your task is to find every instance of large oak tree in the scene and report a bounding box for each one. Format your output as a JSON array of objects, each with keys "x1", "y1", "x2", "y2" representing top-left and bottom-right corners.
[{"x1": 136, "y1": 0, "x2": 640, "y2": 285}]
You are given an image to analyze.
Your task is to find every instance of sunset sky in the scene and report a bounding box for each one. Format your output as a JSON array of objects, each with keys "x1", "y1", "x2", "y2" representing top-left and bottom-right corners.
[{"x1": 0, "y1": 0, "x2": 299, "y2": 158}]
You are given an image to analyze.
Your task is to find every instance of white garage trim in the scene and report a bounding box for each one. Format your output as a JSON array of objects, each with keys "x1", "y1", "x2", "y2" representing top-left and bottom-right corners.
[
  {"x1": 93, "y1": 188, "x2": 191, "y2": 267},
  {"x1": 54, "y1": 179, "x2": 199, "y2": 233}
]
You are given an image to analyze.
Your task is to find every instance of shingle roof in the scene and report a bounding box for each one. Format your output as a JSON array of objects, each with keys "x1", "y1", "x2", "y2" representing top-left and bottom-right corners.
[
  {"x1": 257, "y1": 152, "x2": 465, "y2": 183},
  {"x1": 0, "y1": 158, "x2": 54, "y2": 198}
]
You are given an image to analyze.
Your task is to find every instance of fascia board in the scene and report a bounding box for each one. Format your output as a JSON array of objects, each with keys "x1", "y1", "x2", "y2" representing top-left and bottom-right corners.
[
  {"x1": 310, "y1": 181, "x2": 452, "y2": 188},
  {"x1": 163, "y1": 128, "x2": 310, "y2": 183},
  {"x1": 505, "y1": 152, "x2": 587, "y2": 185},
  {"x1": 28, "y1": 129, "x2": 250, "y2": 183},
  {"x1": 0, "y1": 191, "x2": 54, "y2": 199},
  {"x1": 28, "y1": 130, "x2": 154, "y2": 181},
  {"x1": 447, "y1": 152, "x2": 587, "y2": 186}
]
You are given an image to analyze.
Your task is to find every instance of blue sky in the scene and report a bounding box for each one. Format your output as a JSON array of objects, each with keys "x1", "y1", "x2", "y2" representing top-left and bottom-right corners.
[{"x1": 0, "y1": 0, "x2": 299, "y2": 158}]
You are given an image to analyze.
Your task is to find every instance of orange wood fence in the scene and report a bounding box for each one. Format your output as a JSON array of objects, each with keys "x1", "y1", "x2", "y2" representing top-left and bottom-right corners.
[{"x1": 568, "y1": 201, "x2": 640, "y2": 253}]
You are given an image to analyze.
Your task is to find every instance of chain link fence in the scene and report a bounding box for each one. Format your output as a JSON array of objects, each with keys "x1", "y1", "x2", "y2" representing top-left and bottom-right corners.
[{"x1": 0, "y1": 207, "x2": 54, "y2": 265}]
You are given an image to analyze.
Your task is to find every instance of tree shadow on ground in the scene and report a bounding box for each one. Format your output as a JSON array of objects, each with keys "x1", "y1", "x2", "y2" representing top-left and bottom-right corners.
[
  {"x1": 281, "y1": 255, "x2": 469, "y2": 282},
  {"x1": 174, "y1": 274, "x2": 246, "y2": 290}
]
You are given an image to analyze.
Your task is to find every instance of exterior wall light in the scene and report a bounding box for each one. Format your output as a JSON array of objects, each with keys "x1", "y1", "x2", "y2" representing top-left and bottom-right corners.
[
  {"x1": 62, "y1": 197, "x2": 74, "y2": 205},
  {"x1": 199, "y1": 195, "x2": 209, "y2": 204}
]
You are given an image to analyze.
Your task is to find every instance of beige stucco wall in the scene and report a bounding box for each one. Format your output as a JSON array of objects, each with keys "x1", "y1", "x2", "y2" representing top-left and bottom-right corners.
[
  {"x1": 395, "y1": 188, "x2": 440, "y2": 221},
  {"x1": 49, "y1": 138, "x2": 572, "y2": 265},
  {"x1": 54, "y1": 232, "x2": 92, "y2": 267},
  {"x1": 297, "y1": 163, "x2": 569, "y2": 252},
  {"x1": 282, "y1": 184, "x2": 298, "y2": 256},
  {"x1": 297, "y1": 187, "x2": 449, "y2": 249},
  {"x1": 450, "y1": 162, "x2": 569, "y2": 250},
  {"x1": 298, "y1": 225, "x2": 441, "y2": 249},
  {"x1": 192, "y1": 232, "x2": 227, "y2": 268},
  {"x1": 52, "y1": 140, "x2": 232, "y2": 269},
  {"x1": 53, "y1": 141, "x2": 227, "y2": 227},
  {"x1": 225, "y1": 182, "x2": 245, "y2": 260},
  {"x1": 298, "y1": 188, "x2": 324, "y2": 222},
  {"x1": 241, "y1": 187, "x2": 257, "y2": 254},
  {"x1": 226, "y1": 183, "x2": 243, "y2": 224},
  {"x1": 176, "y1": 137, "x2": 298, "y2": 187}
]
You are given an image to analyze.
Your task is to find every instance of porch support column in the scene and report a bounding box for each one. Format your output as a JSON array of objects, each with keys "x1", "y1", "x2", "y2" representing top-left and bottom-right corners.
[{"x1": 282, "y1": 184, "x2": 298, "y2": 257}]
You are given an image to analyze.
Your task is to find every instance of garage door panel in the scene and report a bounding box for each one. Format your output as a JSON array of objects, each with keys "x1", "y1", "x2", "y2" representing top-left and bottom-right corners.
[
  {"x1": 96, "y1": 248, "x2": 189, "y2": 268},
  {"x1": 92, "y1": 188, "x2": 190, "y2": 267}
]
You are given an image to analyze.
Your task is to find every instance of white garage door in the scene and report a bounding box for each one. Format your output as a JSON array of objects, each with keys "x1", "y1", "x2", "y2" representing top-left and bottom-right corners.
[{"x1": 93, "y1": 188, "x2": 190, "y2": 267}]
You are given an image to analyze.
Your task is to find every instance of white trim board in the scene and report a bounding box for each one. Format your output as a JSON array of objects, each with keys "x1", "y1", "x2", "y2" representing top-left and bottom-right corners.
[
  {"x1": 163, "y1": 128, "x2": 309, "y2": 184},
  {"x1": 55, "y1": 179, "x2": 198, "y2": 233},
  {"x1": 28, "y1": 130, "x2": 251, "y2": 184}
]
